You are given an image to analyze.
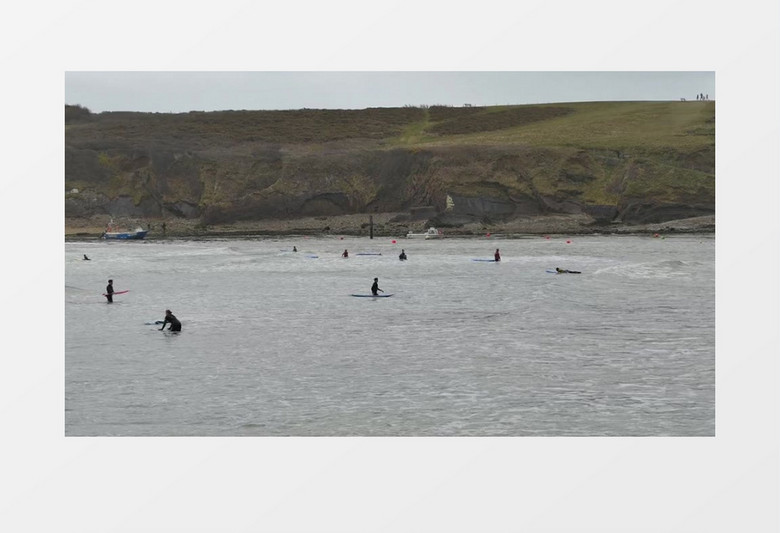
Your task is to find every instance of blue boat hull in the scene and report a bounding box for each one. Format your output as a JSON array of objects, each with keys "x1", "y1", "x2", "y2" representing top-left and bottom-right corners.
[{"x1": 102, "y1": 230, "x2": 148, "y2": 240}]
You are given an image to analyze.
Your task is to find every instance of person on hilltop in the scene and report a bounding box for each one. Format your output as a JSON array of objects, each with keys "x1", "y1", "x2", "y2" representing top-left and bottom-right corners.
[
  {"x1": 371, "y1": 277, "x2": 383, "y2": 296},
  {"x1": 494, "y1": 249, "x2": 501, "y2": 262},
  {"x1": 105, "y1": 279, "x2": 114, "y2": 303},
  {"x1": 159, "y1": 309, "x2": 182, "y2": 332},
  {"x1": 399, "y1": 249, "x2": 407, "y2": 261}
]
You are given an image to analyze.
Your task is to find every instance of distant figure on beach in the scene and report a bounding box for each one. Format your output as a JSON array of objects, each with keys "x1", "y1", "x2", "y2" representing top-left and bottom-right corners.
[
  {"x1": 160, "y1": 309, "x2": 182, "y2": 332},
  {"x1": 105, "y1": 279, "x2": 114, "y2": 303},
  {"x1": 371, "y1": 277, "x2": 383, "y2": 296},
  {"x1": 293, "y1": 246, "x2": 298, "y2": 252},
  {"x1": 83, "y1": 254, "x2": 90, "y2": 261},
  {"x1": 342, "y1": 249, "x2": 349, "y2": 258},
  {"x1": 399, "y1": 249, "x2": 407, "y2": 261},
  {"x1": 494, "y1": 249, "x2": 501, "y2": 262}
]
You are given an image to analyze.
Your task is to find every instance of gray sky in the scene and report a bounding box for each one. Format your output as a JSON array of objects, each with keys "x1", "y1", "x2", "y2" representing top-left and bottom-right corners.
[{"x1": 65, "y1": 71, "x2": 715, "y2": 113}]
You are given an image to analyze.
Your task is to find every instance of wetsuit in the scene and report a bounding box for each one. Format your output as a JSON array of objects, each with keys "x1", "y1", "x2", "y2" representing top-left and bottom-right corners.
[
  {"x1": 105, "y1": 283, "x2": 114, "y2": 303},
  {"x1": 399, "y1": 252, "x2": 407, "y2": 260},
  {"x1": 494, "y1": 252, "x2": 501, "y2": 262},
  {"x1": 161, "y1": 313, "x2": 182, "y2": 331},
  {"x1": 371, "y1": 281, "x2": 380, "y2": 295}
]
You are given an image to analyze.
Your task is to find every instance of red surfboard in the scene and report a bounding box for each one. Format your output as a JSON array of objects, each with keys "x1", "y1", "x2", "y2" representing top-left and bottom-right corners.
[{"x1": 103, "y1": 290, "x2": 129, "y2": 296}]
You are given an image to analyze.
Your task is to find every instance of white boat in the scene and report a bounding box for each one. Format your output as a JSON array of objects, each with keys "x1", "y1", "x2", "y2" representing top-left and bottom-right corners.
[{"x1": 406, "y1": 227, "x2": 444, "y2": 239}]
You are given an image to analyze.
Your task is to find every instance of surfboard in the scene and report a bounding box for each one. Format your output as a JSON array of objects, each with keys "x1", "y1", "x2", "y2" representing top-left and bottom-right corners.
[
  {"x1": 546, "y1": 270, "x2": 581, "y2": 274},
  {"x1": 351, "y1": 294, "x2": 394, "y2": 298},
  {"x1": 472, "y1": 259, "x2": 497, "y2": 262},
  {"x1": 144, "y1": 320, "x2": 165, "y2": 325},
  {"x1": 103, "y1": 290, "x2": 129, "y2": 296},
  {"x1": 356, "y1": 253, "x2": 382, "y2": 256}
]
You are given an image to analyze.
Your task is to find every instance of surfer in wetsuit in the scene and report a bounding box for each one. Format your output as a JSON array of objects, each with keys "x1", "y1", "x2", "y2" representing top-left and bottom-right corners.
[
  {"x1": 83, "y1": 254, "x2": 90, "y2": 261},
  {"x1": 160, "y1": 309, "x2": 182, "y2": 332},
  {"x1": 399, "y1": 249, "x2": 407, "y2": 261},
  {"x1": 105, "y1": 279, "x2": 114, "y2": 303},
  {"x1": 371, "y1": 277, "x2": 383, "y2": 296},
  {"x1": 555, "y1": 267, "x2": 581, "y2": 274},
  {"x1": 494, "y1": 249, "x2": 501, "y2": 262},
  {"x1": 342, "y1": 249, "x2": 349, "y2": 258},
  {"x1": 292, "y1": 246, "x2": 298, "y2": 252}
]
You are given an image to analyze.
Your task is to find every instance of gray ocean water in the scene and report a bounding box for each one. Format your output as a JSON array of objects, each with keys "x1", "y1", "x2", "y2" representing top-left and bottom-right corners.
[{"x1": 65, "y1": 234, "x2": 714, "y2": 436}]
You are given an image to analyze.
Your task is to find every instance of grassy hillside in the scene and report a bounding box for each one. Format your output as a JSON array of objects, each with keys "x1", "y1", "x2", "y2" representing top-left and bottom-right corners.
[{"x1": 65, "y1": 100, "x2": 715, "y2": 227}]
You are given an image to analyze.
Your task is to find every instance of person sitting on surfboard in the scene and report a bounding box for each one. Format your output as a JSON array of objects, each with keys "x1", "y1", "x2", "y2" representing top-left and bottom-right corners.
[
  {"x1": 494, "y1": 249, "x2": 501, "y2": 262},
  {"x1": 371, "y1": 277, "x2": 383, "y2": 296},
  {"x1": 105, "y1": 279, "x2": 114, "y2": 303},
  {"x1": 160, "y1": 310, "x2": 182, "y2": 332},
  {"x1": 399, "y1": 249, "x2": 407, "y2": 261},
  {"x1": 83, "y1": 254, "x2": 90, "y2": 260},
  {"x1": 342, "y1": 249, "x2": 349, "y2": 258},
  {"x1": 292, "y1": 246, "x2": 298, "y2": 252}
]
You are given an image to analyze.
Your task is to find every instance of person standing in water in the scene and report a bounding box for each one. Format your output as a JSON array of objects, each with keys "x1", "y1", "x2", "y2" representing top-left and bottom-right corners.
[
  {"x1": 399, "y1": 249, "x2": 407, "y2": 261},
  {"x1": 160, "y1": 309, "x2": 182, "y2": 332},
  {"x1": 342, "y1": 249, "x2": 349, "y2": 258},
  {"x1": 371, "y1": 277, "x2": 383, "y2": 296},
  {"x1": 494, "y1": 249, "x2": 501, "y2": 262},
  {"x1": 105, "y1": 279, "x2": 114, "y2": 303}
]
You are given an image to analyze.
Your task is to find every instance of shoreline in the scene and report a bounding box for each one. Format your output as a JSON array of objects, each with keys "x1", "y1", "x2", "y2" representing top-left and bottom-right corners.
[{"x1": 65, "y1": 213, "x2": 715, "y2": 240}]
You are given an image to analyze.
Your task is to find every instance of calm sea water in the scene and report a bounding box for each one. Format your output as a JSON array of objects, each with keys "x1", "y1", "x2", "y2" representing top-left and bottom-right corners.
[{"x1": 65, "y1": 233, "x2": 714, "y2": 436}]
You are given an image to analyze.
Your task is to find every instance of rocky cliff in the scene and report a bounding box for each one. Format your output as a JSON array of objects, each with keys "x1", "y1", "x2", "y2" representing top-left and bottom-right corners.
[{"x1": 65, "y1": 101, "x2": 715, "y2": 229}]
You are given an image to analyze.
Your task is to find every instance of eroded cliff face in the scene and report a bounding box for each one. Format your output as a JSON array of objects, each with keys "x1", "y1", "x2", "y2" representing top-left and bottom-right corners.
[
  {"x1": 64, "y1": 103, "x2": 715, "y2": 227},
  {"x1": 65, "y1": 143, "x2": 713, "y2": 225}
]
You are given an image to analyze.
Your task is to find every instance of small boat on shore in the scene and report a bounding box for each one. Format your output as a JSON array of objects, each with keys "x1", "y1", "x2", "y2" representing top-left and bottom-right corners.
[
  {"x1": 406, "y1": 227, "x2": 444, "y2": 239},
  {"x1": 101, "y1": 220, "x2": 148, "y2": 240}
]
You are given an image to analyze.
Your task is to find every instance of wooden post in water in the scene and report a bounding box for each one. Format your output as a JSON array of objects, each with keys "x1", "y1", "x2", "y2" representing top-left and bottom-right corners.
[{"x1": 369, "y1": 215, "x2": 373, "y2": 239}]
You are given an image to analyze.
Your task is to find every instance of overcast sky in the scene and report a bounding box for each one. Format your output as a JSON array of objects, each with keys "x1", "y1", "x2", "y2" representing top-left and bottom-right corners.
[{"x1": 65, "y1": 71, "x2": 714, "y2": 113}]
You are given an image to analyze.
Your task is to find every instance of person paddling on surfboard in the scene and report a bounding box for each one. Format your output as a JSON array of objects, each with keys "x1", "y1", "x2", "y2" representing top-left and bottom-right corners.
[
  {"x1": 160, "y1": 309, "x2": 182, "y2": 332},
  {"x1": 105, "y1": 279, "x2": 114, "y2": 303},
  {"x1": 494, "y1": 249, "x2": 501, "y2": 262},
  {"x1": 371, "y1": 277, "x2": 383, "y2": 296}
]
